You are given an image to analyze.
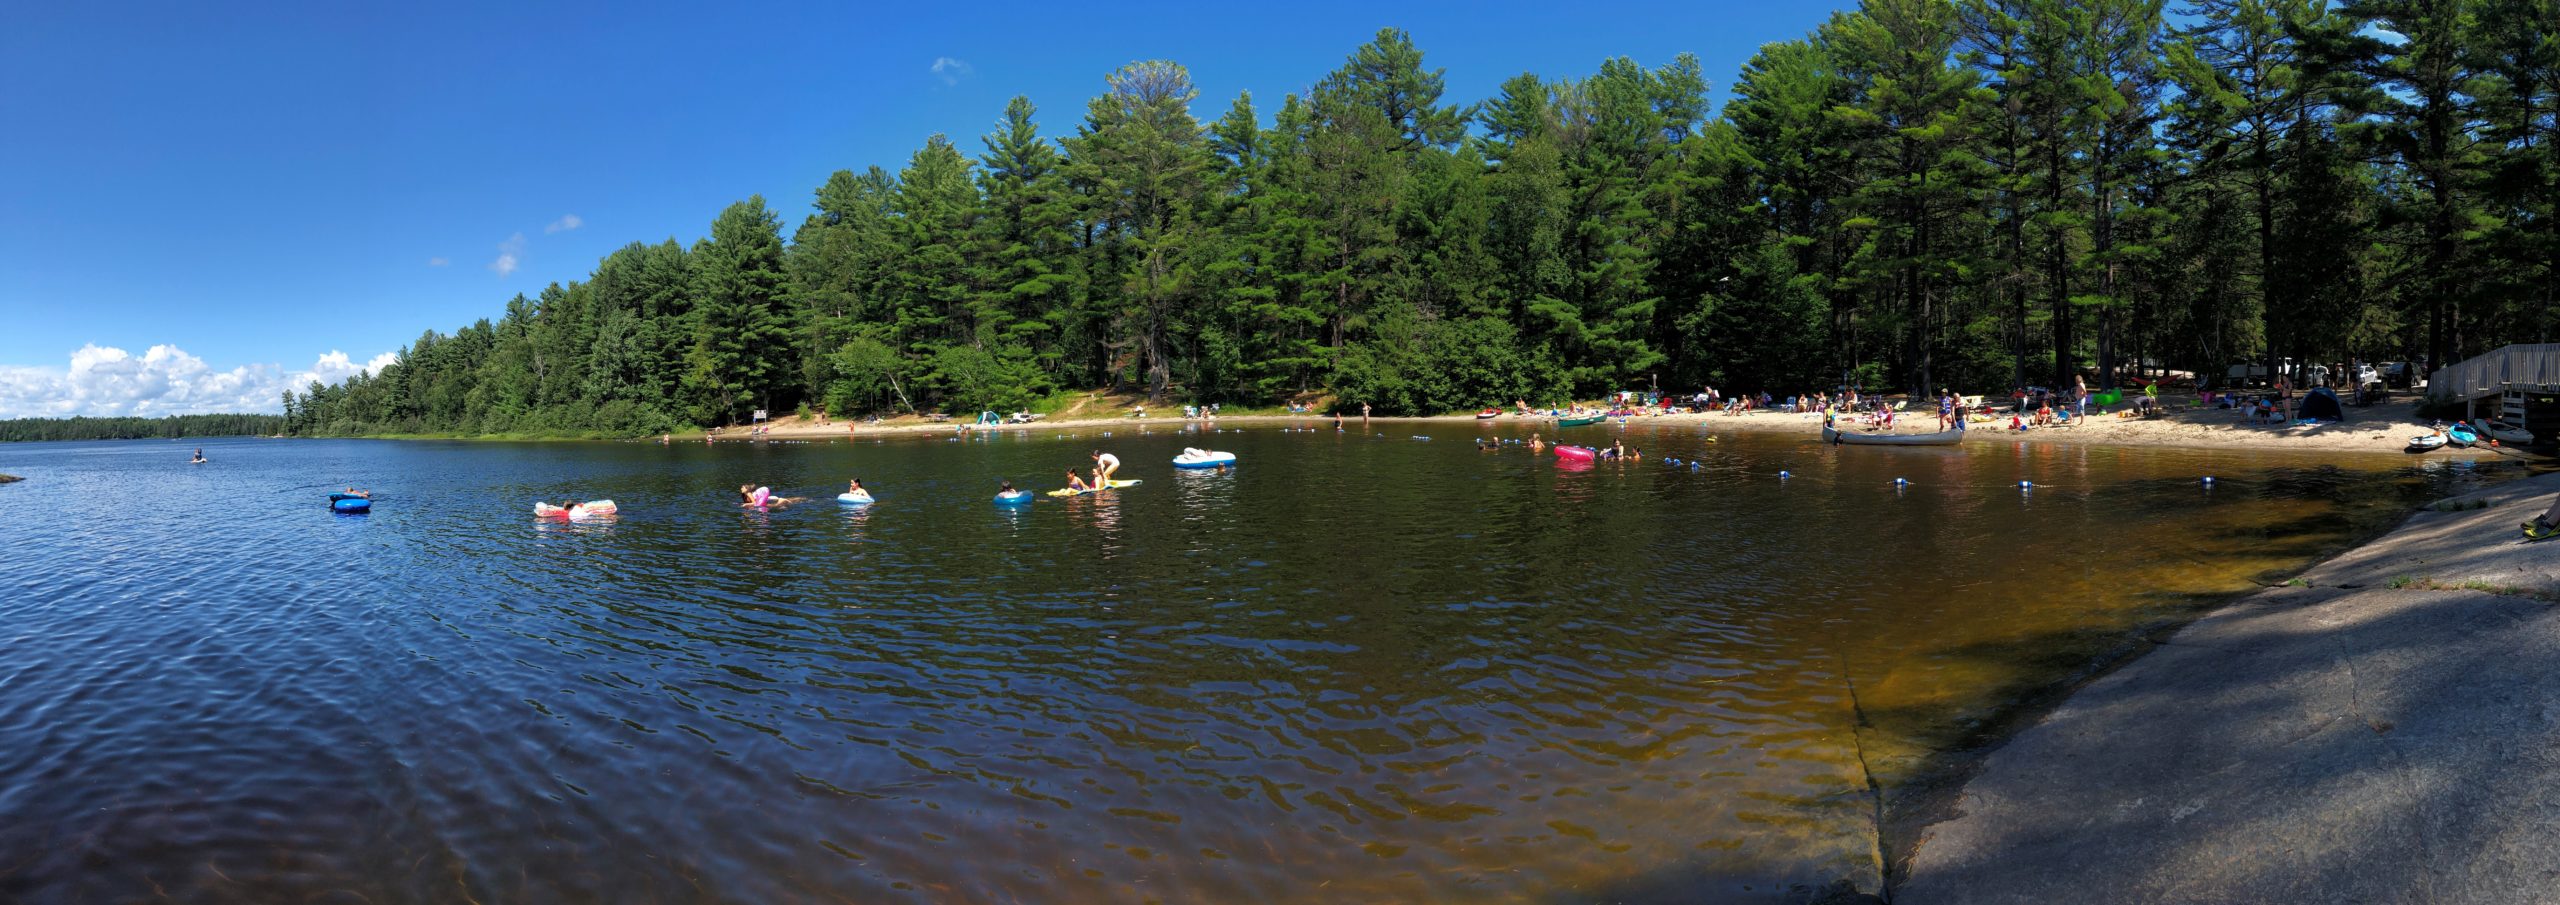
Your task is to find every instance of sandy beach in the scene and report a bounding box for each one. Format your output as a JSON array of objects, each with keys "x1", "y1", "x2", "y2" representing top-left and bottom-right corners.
[{"x1": 705, "y1": 395, "x2": 2524, "y2": 458}]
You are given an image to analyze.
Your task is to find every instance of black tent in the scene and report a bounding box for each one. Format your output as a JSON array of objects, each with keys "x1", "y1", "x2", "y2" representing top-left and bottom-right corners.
[{"x1": 2300, "y1": 386, "x2": 2345, "y2": 422}]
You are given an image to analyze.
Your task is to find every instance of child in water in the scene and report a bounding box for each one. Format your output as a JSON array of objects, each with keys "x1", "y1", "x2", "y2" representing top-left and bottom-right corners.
[{"x1": 1065, "y1": 469, "x2": 1091, "y2": 493}]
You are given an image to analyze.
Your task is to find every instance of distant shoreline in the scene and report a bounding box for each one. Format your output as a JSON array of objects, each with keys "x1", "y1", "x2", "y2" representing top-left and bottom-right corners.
[
  {"x1": 690, "y1": 399, "x2": 2515, "y2": 458},
  {"x1": 9, "y1": 399, "x2": 2519, "y2": 460}
]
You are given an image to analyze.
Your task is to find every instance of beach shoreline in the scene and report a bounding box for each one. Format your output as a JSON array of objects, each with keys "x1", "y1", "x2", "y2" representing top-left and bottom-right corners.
[
  {"x1": 704, "y1": 398, "x2": 2521, "y2": 459},
  {"x1": 1885, "y1": 471, "x2": 2560, "y2": 902}
]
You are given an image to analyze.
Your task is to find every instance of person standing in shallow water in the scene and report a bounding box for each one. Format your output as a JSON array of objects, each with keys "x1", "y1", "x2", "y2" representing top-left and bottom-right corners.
[
  {"x1": 1361, "y1": 402, "x2": 1371, "y2": 422},
  {"x1": 1092, "y1": 449, "x2": 1120, "y2": 486}
]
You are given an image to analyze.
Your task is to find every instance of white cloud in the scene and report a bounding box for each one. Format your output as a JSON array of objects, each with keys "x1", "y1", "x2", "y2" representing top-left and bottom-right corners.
[
  {"x1": 428, "y1": 256, "x2": 449, "y2": 267},
  {"x1": 544, "y1": 214, "x2": 583, "y2": 234},
  {"x1": 932, "y1": 56, "x2": 973, "y2": 86},
  {"x1": 490, "y1": 232, "x2": 525, "y2": 277},
  {"x1": 0, "y1": 344, "x2": 400, "y2": 418}
]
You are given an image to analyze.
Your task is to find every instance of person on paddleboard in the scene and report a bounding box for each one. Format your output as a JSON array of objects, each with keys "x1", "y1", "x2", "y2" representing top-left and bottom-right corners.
[
  {"x1": 1065, "y1": 469, "x2": 1092, "y2": 493},
  {"x1": 190, "y1": 448, "x2": 206, "y2": 463},
  {"x1": 1092, "y1": 450, "x2": 1121, "y2": 486}
]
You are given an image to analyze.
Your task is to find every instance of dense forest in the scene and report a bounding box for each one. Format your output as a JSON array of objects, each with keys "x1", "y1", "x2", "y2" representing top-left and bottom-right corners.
[
  {"x1": 284, "y1": 1, "x2": 2560, "y2": 435},
  {"x1": 0, "y1": 414, "x2": 286, "y2": 442}
]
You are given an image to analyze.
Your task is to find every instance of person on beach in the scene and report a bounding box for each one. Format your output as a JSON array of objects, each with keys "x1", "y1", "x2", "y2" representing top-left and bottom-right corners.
[
  {"x1": 1953, "y1": 398, "x2": 1969, "y2": 432},
  {"x1": 2274, "y1": 375, "x2": 2293, "y2": 422},
  {"x1": 2073, "y1": 375, "x2": 2089, "y2": 417},
  {"x1": 2527, "y1": 494, "x2": 2560, "y2": 535},
  {"x1": 1092, "y1": 450, "x2": 1121, "y2": 486}
]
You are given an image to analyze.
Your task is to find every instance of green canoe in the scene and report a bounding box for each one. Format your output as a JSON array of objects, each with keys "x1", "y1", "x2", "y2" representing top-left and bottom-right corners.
[{"x1": 1556, "y1": 415, "x2": 1607, "y2": 427}]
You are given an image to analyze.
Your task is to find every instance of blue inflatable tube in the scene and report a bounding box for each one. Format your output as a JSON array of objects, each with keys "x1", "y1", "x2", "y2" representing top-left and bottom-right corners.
[
  {"x1": 994, "y1": 490, "x2": 1033, "y2": 505},
  {"x1": 332, "y1": 497, "x2": 371, "y2": 513}
]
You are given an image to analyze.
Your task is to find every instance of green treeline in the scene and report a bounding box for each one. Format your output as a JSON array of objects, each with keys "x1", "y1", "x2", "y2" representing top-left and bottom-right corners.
[
  {"x1": 285, "y1": 3, "x2": 2560, "y2": 435},
  {"x1": 0, "y1": 414, "x2": 286, "y2": 442}
]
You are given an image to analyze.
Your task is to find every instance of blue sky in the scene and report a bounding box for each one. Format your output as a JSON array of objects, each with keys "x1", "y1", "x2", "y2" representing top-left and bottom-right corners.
[{"x1": 0, "y1": 0, "x2": 1847, "y2": 417}]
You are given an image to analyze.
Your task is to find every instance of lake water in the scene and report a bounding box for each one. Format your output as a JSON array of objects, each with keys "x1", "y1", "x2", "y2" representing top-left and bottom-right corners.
[{"x1": 0, "y1": 424, "x2": 2521, "y2": 903}]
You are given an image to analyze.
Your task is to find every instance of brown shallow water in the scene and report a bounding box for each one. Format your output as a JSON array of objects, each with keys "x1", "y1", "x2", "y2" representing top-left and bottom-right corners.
[{"x1": 0, "y1": 427, "x2": 2527, "y2": 902}]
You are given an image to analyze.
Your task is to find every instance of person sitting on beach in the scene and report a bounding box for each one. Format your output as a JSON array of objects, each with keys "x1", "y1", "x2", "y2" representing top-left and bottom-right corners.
[
  {"x1": 2528, "y1": 493, "x2": 2560, "y2": 533},
  {"x1": 2055, "y1": 408, "x2": 2073, "y2": 426},
  {"x1": 2035, "y1": 403, "x2": 2053, "y2": 427}
]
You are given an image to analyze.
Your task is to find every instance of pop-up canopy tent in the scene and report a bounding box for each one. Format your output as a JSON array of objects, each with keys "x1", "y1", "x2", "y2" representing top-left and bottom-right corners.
[{"x1": 2300, "y1": 386, "x2": 2346, "y2": 422}]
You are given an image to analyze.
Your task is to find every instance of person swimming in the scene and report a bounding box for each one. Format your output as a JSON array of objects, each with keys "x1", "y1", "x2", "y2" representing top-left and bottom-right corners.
[{"x1": 1529, "y1": 432, "x2": 1545, "y2": 451}]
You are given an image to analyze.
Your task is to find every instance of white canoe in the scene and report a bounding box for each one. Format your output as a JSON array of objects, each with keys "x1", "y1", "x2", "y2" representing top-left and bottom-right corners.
[
  {"x1": 1822, "y1": 425, "x2": 1965, "y2": 446},
  {"x1": 2485, "y1": 421, "x2": 2534, "y2": 444}
]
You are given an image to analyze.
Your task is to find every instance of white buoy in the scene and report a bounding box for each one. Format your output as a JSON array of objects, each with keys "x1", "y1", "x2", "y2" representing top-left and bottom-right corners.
[
  {"x1": 1895, "y1": 478, "x2": 1910, "y2": 485},
  {"x1": 1778, "y1": 470, "x2": 1791, "y2": 478},
  {"x1": 2019, "y1": 480, "x2": 2034, "y2": 489},
  {"x1": 2202, "y1": 476, "x2": 2216, "y2": 485}
]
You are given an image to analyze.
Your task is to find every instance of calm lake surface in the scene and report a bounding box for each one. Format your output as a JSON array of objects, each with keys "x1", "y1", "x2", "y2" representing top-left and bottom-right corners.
[{"x1": 0, "y1": 423, "x2": 2523, "y2": 903}]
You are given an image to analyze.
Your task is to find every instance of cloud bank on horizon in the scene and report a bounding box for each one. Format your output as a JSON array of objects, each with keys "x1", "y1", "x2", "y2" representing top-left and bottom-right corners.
[{"x1": 0, "y1": 344, "x2": 399, "y2": 419}]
